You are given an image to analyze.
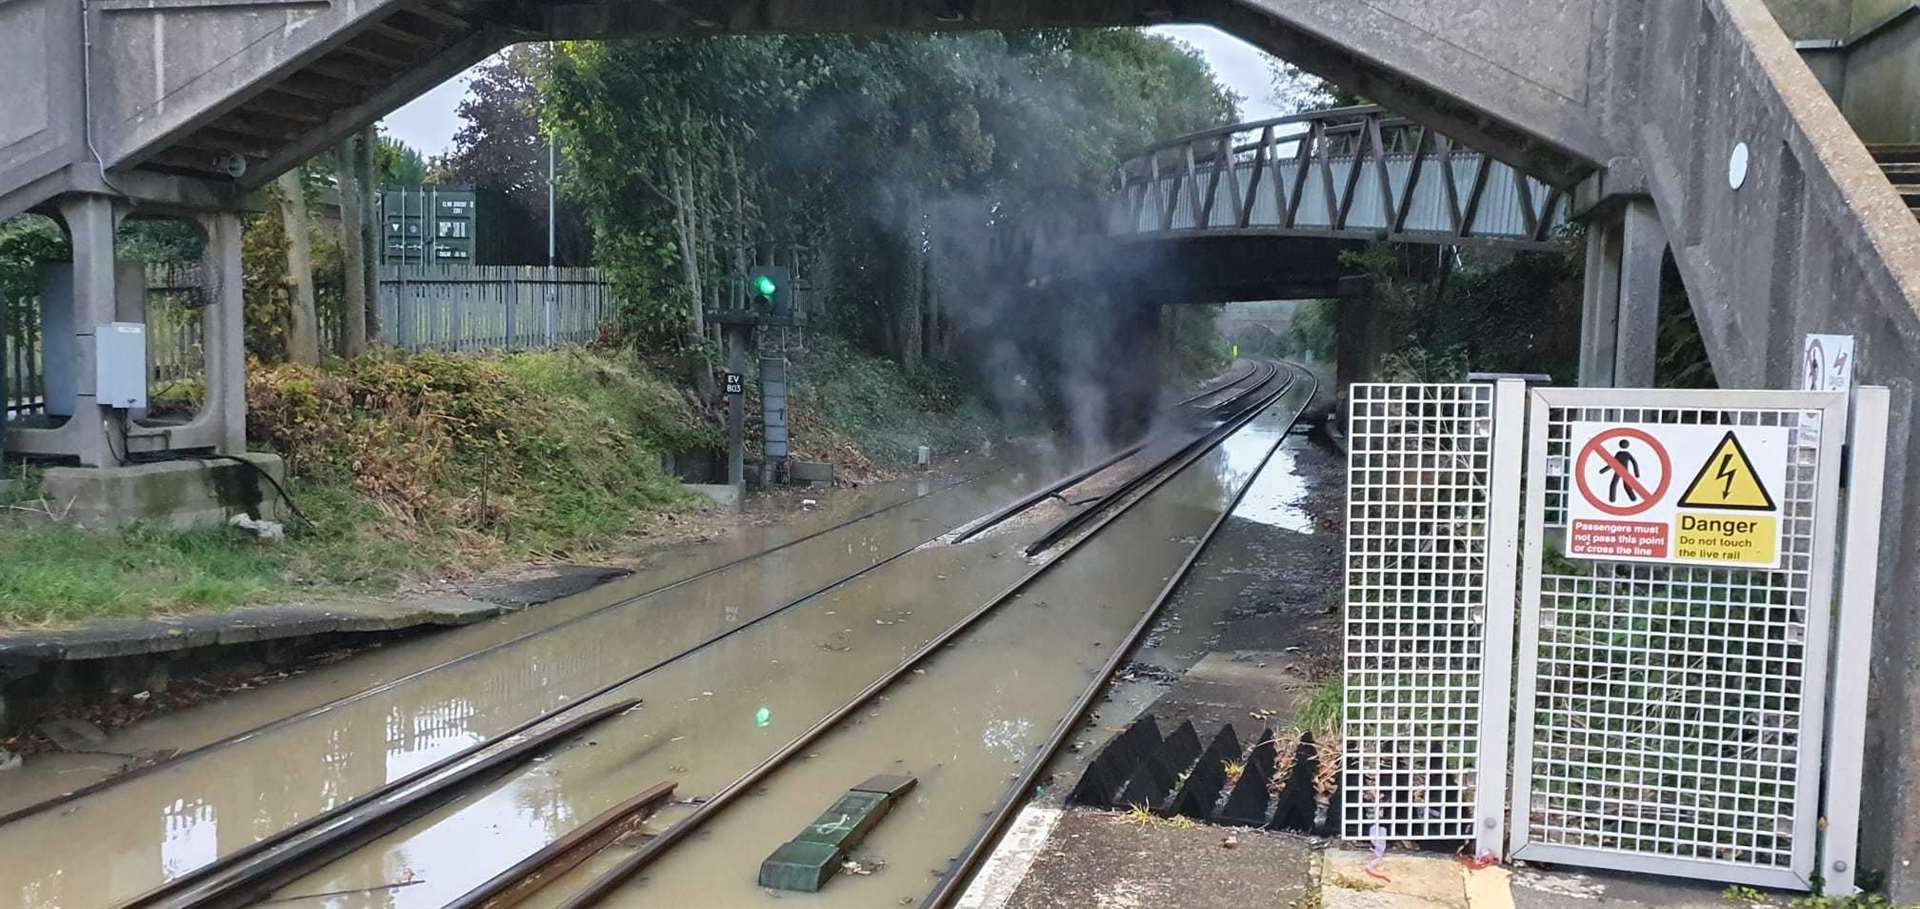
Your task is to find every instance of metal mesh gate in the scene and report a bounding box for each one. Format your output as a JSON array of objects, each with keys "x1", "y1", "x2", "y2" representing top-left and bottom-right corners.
[
  {"x1": 1509, "y1": 389, "x2": 1846, "y2": 888},
  {"x1": 1343, "y1": 382, "x2": 1520, "y2": 853}
]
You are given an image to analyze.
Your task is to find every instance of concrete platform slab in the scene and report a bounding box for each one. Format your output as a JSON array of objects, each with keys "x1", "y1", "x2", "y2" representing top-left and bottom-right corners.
[
  {"x1": 996, "y1": 808, "x2": 1314, "y2": 909},
  {"x1": 0, "y1": 594, "x2": 502, "y2": 662},
  {"x1": 1507, "y1": 865, "x2": 1738, "y2": 909},
  {"x1": 1325, "y1": 849, "x2": 1469, "y2": 909}
]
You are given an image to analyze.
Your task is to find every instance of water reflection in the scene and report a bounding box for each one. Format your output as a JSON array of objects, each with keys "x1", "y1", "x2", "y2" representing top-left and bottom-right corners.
[{"x1": 1223, "y1": 442, "x2": 1314, "y2": 533}]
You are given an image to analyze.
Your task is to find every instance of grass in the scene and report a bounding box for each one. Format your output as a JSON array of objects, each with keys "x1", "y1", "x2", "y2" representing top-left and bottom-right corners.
[
  {"x1": 0, "y1": 342, "x2": 1019, "y2": 630},
  {"x1": 0, "y1": 349, "x2": 722, "y2": 630},
  {"x1": 0, "y1": 520, "x2": 284, "y2": 626},
  {"x1": 1298, "y1": 677, "x2": 1344, "y2": 735}
]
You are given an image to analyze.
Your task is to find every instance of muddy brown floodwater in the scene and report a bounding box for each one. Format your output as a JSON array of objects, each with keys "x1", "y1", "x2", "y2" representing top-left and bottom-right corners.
[
  {"x1": 0, "y1": 370, "x2": 1307, "y2": 909},
  {"x1": 242, "y1": 375, "x2": 1312, "y2": 908},
  {"x1": 0, "y1": 459, "x2": 1069, "y2": 909}
]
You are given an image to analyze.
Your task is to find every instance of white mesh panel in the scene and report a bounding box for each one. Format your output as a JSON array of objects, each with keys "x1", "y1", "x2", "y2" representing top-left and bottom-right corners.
[
  {"x1": 1516, "y1": 400, "x2": 1832, "y2": 882},
  {"x1": 1343, "y1": 383, "x2": 1497, "y2": 840}
]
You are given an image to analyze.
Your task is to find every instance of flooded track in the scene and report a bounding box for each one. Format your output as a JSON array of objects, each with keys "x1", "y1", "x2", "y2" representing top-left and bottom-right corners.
[{"x1": 0, "y1": 363, "x2": 1303, "y2": 909}]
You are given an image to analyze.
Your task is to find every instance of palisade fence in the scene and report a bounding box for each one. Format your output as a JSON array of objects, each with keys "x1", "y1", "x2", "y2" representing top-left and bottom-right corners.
[
  {"x1": 4, "y1": 263, "x2": 208, "y2": 416},
  {"x1": 3, "y1": 264, "x2": 616, "y2": 415},
  {"x1": 378, "y1": 265, "x2": 615, "y2": 352}
]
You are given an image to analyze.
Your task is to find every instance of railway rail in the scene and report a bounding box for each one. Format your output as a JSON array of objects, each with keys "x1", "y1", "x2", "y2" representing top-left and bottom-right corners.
[
  {"x1": 2, "y1": 362, "x2": 1310, "y2": 909},
  {"x1": 542, "y1": 361, "x2": 1308, "y2": 908}
]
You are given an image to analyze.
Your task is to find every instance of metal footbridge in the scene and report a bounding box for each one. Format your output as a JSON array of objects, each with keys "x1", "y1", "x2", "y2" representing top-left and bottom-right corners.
[{"x1": 1108, "y1": 107, "x2": 1565, "y2": 248}]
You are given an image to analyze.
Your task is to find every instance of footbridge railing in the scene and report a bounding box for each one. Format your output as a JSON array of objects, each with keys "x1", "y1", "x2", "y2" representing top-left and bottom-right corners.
[{"x1": 1109, "y1": 106, "x2": 1568, "y2": 249}]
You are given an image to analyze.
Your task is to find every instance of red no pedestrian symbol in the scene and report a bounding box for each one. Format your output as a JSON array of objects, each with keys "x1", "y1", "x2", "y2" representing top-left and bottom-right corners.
[{"x1": 1575, "y1": 428, "x2": 1672, "y2": 516}]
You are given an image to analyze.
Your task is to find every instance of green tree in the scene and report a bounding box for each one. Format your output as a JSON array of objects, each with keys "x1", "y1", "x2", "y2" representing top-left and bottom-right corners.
[
  {"x1": 375, "y1": 135, "x2": 429, "y2": 185},
  {"x1": 545, "y1": 29, "x2": 1238, "y2": 405}
]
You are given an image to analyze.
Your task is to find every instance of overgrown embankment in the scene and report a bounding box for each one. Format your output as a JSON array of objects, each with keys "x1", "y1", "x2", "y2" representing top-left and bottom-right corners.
[
  {"x1": 0, "y1": 350, "x2": 719, "y2": 628},
  {"x1": 0, "y1": 342, "x2": 1017, "y2": 629},
  {"x1": 765, "y1": 337, "x2": 1005, "y2": 484}
]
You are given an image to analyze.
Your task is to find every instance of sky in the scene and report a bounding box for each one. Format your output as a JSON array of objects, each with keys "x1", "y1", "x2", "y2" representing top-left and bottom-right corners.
[{"x1": 379, "y1": 26, "x2": 1282, "y2": 157}]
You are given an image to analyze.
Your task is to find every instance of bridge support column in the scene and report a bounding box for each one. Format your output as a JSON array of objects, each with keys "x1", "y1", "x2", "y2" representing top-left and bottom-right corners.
[
  {"x1": 1108, "y1": 301, "x2": 1161, "y2": 442},
  {"x1": 2, "y1": 194, "x2": 129, "y2": 467},
  {"x1": 1577, "y1": 199, "x2": 1667, "y2": 387},
  {"x1": 1335, "y1": 277, "x2": 1383, "y2": 401}
]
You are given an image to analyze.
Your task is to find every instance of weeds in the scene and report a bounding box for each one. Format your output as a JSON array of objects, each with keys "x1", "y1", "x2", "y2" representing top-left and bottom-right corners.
[
  {"x1": 1222, "y1": 759, "x2": 1246, "y2": 785},
  {"x1": 0, "y1": 350, "x2": 720, "y2": 629},
  {"x1": 1119, "y1": 804, "x2": 1195, "y2": 830},
  {"x1": 1298, "y1": 677, "x2": 1344, "y2": 735},
  {"x1": 783, "y1": 337, "x2": 1003, "y2": 468},
  {"x1": 249, "y1": 350, "x2": 705, "y2": 562},
  {"x1": 1723, "y1": 885, "x2": 1919, "y2": 909}
]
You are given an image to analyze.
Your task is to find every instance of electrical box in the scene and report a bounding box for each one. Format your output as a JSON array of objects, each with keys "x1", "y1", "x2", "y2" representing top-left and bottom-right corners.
[{"x1": 95, "y1": 322, "x2": 147, "y2": 410}]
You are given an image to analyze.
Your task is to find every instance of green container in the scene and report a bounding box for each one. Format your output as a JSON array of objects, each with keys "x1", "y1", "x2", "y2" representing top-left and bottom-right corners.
[{"x1": 756, "y1": 840, "x2": 844, "y2": 893}]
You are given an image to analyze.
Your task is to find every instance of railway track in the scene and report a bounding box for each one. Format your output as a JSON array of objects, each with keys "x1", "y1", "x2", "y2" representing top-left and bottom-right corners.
[{"x1": 0, "y1": 362, "x2": 1304, "y2": 909}]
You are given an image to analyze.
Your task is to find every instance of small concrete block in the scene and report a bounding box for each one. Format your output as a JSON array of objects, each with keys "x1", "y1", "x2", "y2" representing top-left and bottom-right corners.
[
  {"x1": 851, "y1": 774, "x2": 917, "y2": 799},
  {"x1": 40, "y1": 454, "x2": 287, "y2": 531},
  {"x1": 757, "y1": 840, "x2": 844, "y2": 893},
  {"x1": 789, "y1": 461, "x2": 835, "y2": 485},
  {"x1": 688, "y1": 482, "x2": 743, "y2": 513}
]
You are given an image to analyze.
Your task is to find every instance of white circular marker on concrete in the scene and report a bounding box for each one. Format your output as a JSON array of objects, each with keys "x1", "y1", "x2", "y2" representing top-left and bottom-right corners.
[{"x1": 1729, "y1": 142, "x2": 1750, "y2": 190}]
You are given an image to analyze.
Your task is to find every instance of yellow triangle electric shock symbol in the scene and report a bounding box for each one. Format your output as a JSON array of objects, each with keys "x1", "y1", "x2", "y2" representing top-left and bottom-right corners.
[{"x1": 1678, "y1": 431, "x2": 1777, "y2": 511}]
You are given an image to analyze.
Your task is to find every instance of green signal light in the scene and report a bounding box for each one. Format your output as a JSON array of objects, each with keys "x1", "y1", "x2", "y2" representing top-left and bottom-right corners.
[{"x1": 753, "y1": 275, "x2": 778, "y2": 298}]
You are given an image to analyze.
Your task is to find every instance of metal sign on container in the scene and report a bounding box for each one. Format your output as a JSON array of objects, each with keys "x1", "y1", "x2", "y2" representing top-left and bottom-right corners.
[{"x1": 1565, "y1": 421, "x2": 1788, "y2": 568}]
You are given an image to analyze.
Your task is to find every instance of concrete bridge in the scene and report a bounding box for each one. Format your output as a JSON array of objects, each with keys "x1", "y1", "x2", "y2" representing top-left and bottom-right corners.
[{"x1": 2, "y1": 0, "x2": 1920, "y2": 896}]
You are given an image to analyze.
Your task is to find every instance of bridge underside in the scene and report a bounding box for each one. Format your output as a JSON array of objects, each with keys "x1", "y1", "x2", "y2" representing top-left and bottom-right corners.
[
  {"x1": 1093, "y1": 235, "x2": 1371, "y2": 304},
  {"x1": 2, "y1": 0, "x2": 1920, "y2": 895},
  {"x1": 0, "y1": 0, "x2": 1612, "y2": 221}
]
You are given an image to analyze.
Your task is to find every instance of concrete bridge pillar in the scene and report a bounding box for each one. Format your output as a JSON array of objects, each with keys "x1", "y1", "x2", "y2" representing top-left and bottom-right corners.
[
  {"x1": 8, "y1": 194, "x2": 130, "y2": 468},
  {"x1": 1577, "y1": 199, "x2": 1668, "y2": 387}
]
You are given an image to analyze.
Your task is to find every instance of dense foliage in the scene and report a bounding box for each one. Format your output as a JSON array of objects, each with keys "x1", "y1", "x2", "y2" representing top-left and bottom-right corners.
[{"x1": 544, "y1": 30, "x2": 1239, "y2": 373}]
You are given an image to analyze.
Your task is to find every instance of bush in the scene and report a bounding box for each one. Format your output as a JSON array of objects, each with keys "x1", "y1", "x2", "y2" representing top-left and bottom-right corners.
[
  {"x1": 782, "y1": 336, "x2": 1000, "y2": 470},
  {"x1": 249, "y1": 349, "x2": 714, "y2": 561}
]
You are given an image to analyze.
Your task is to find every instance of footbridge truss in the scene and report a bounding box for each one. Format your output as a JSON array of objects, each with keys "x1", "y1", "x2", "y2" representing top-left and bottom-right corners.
[{"x1": 1108, "y1": 107, "x2": 1567, "y2": 249}]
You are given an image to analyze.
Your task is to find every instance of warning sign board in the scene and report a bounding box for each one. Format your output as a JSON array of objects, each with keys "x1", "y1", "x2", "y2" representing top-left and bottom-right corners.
[
  {"x1": 1801, "y1": 333, "x2": 1855, "y2": 393},
  {"x1": 1566, "y1": 422, "x2": 1789, "y2": 568}
]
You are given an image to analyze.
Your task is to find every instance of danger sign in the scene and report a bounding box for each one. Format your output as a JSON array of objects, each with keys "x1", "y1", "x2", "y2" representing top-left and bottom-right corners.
[{"x1": 1566, "y1": 422, "x2": 1789, "y2": 568}]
